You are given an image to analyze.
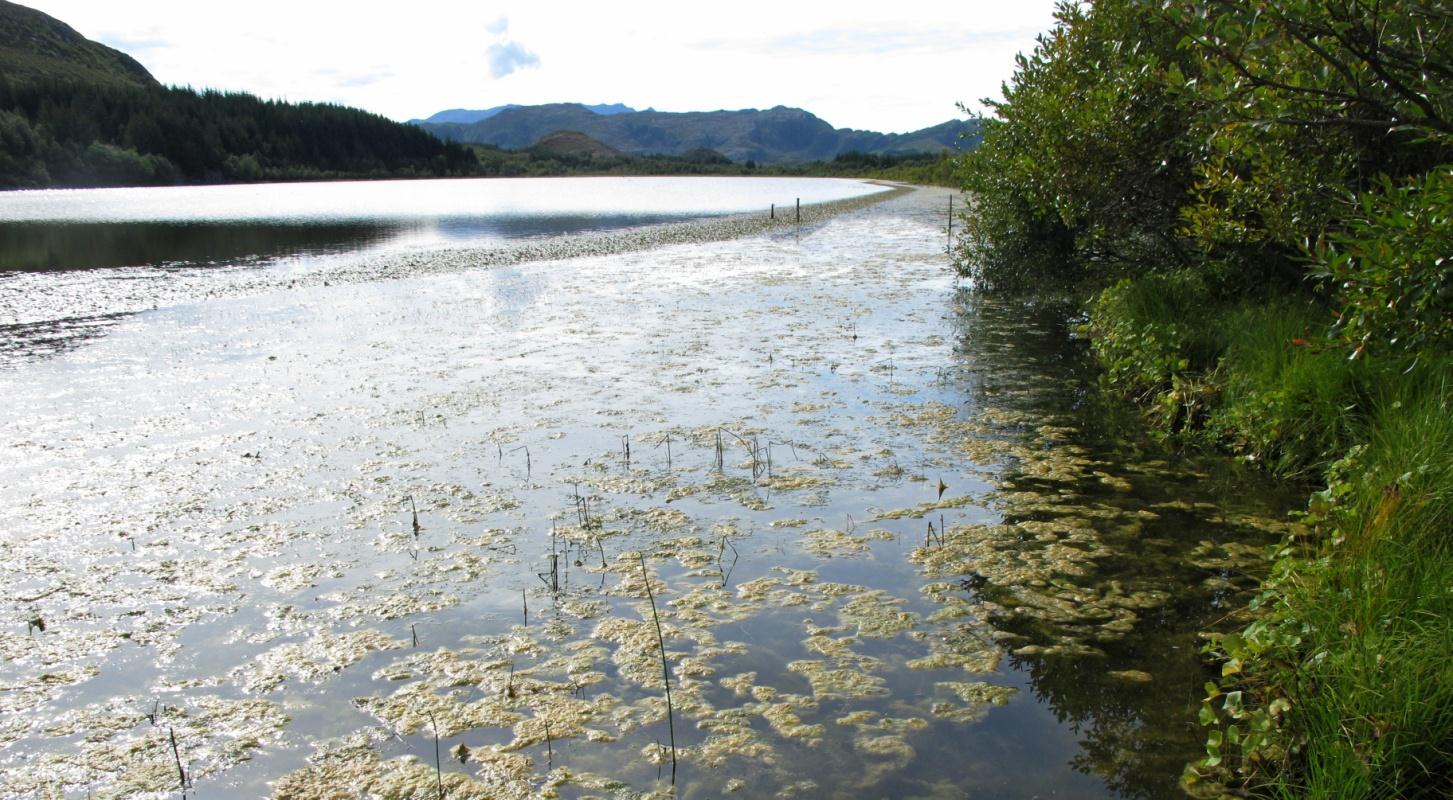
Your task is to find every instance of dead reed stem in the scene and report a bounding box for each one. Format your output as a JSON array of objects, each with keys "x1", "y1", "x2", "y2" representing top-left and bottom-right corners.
[
  {"x1": 637, "y1": 554, "x2": 677, "y2": 785},
  {"x1": 428, "y1": 711, "x2": 444, "y2": 800},
  {"x1": 168, "y1": 727, "x2": 188, "y2": 793}
]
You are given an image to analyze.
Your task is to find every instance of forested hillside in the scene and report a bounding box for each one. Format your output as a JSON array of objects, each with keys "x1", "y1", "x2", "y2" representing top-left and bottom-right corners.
[
  {"x1": 0, "y1": 0, "x2": 154, "y2": 87},
  {"x1": 0, "y1": 1, "x2": 477, "y2": 188},
  {"x1": 954, "y1": 2, "x2": 1452, "y2": 797}
]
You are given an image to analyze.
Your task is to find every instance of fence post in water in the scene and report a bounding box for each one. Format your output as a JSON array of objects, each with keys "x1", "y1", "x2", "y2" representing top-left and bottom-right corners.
[
  {"x1": 795, "y1": 198, "x2": 800, "y2": 222},
  {"x1": 770, "y1": 203, "x2": 775, "y2": 220}
]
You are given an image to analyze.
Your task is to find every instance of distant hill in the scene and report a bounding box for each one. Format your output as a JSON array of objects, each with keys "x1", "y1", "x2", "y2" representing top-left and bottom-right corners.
[
  {"x1": 530, "y1": 130, "x2": 620, "y2": 159},
  {"x1": 411, "y1": 103, "x2": 636, "y2": 126},
  {"x1": 0, "y1": 0, "x2": 156, "y2": 87},
  {"x1": 418, "y1": 103, "x2": 979, "y2": 164}
]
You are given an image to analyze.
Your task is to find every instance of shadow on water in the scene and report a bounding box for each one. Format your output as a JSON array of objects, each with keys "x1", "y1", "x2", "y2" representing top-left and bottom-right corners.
[
  {"x1": 0, "y1": 313, "x2": 133, "y2": 366},
  {"x1": 0, "y1": 214, "x2": 706, "y2": 271},
  {"x1": 946, "y1": 292, "x2": 1303, "y2": 800},
  {"x1": 0, "y1": 221, "x2": 403, "y2": 271}
]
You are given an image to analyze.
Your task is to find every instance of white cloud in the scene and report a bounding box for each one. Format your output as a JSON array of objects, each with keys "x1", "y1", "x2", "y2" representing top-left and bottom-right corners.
[
  {"x1": 486, "y1": 40, "x2": 540, "y2": 79},
  {"x1": 485, "y1": 16, "x2": 509, "y2": 35}
]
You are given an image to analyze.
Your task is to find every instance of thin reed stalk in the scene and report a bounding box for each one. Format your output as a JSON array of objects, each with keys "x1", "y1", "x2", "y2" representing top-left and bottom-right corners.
[{"x1": 637, "y1": 554, "x2": 678, "y2": 785}]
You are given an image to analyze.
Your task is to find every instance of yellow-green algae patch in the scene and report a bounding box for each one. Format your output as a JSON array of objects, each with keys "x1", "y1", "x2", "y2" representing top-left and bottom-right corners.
[
  {"x1": 800, "y1": 527, "x2": 893, "y2": 559},
  {"x1": 0, "y1": 664, "x2": 98, "y2": 715},
  {"x1": 838, "y1": 591, "x2": 917, "y2": 638},
  {"x1": 232, "y1": 629, "x2": 403, "y2": 693},
  {"x1": 755, "y1": 695, "x2": 825, "y2": 745},
  {"x1": 928, "y1": 681, "x2": 1017, "y2": 725},
  {"x1": 500, "y1": 692, "x2": 624, "y2": 752},
  {"x1": 354, "y1": 677, "x2": 525, "y2": 737},
  {"x1": 272, "y1": 732, "x2": 526, "y2": 800},
  {"x1": 762, "y1": 473, "x2": 833, "y2": 492},
  {"x1": 4, "y1": 696, "x2": 287, "y2": 795},
  {"x1": 787, "y1": 659, "x2": 888, "y2": 700}
]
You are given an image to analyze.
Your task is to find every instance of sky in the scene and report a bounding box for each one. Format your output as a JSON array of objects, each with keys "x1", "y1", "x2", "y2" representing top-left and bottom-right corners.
[{"x1": 22, "y1": 0, "x2": 1061, "y2": 134}]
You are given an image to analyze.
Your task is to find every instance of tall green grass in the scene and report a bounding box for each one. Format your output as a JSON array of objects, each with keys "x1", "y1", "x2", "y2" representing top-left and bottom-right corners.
[
  {"x1": 1270, "y1": 367, "x2": 1453, "y2": 798},
  {"x1": 1086, "y1": 272, "x2": 1453, "y2": 797},
  {"x1": 1210, "y1": 301, "x2": 1372, "y2": 477}
]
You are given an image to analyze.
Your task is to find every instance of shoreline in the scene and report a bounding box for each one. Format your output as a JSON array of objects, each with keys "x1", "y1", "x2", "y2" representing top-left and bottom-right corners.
[{"x1": 334, "y1": 183, "x2": 912, "y2": 283}]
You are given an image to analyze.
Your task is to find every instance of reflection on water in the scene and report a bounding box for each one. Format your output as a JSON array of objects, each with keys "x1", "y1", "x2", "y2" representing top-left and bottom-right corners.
[
  {"x1": 0, "y1": 175, "x2": 888, "y2": 272},
  {"x1": 0, "y1": 221, "x2": 400, "y2": 271},
  {"x1": 0, "y1": 176, "x2": 888, "y2": 224},
  {"x1": 0, "y1": 312, "x2": 132, "y2": 362},
  {"x1": 946, "y1": 296, "x2": 1302, "y2": 799},
  {"x1": 0, "y1": 214, "x2": 706, "y2": 272}
]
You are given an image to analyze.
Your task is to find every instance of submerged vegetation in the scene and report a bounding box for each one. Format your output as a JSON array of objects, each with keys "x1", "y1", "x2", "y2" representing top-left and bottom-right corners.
[
  {"x1": 956, "y1": 1, "x2": 1453, "y2": 796},
  {"x1": 2, "y1": 185, "x2": 1303, "y2": 797}
]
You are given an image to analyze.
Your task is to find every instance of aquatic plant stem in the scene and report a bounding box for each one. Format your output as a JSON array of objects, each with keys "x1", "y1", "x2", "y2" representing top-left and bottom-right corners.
[
  {"x1": 637, "y1": 553, "x2": 677, "y2": 785},
  {"x1": 427, "y1": 711, "x2": 443, "y2": 800},
  {"x1": 168, "y1": 727, "x2": 187, "y2": 793}
]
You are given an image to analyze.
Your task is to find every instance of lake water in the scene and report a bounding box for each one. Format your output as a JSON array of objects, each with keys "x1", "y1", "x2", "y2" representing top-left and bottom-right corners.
[
  {"x1": 0, "y1": 176, "x2": 887, "y2": 270},
  {"x1": 0, "y1": 178, "x2": 1295, "y2": 798}
]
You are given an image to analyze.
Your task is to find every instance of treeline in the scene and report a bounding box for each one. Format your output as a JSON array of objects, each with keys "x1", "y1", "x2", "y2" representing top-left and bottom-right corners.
[
  {"x1": 461, "y1": 144, "x2": 957, "y2": 184},
  {"x1": 0, "y1": 75, "x2": 479, "y2": 188},
  {"x1": 955, "y1": 2, "x2": 1451, "y2": 797}
]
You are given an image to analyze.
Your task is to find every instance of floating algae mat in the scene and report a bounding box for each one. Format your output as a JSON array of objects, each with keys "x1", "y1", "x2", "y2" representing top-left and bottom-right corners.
[{"x1": 0, "y1": 186, "x2": 1300, "y2": 798}]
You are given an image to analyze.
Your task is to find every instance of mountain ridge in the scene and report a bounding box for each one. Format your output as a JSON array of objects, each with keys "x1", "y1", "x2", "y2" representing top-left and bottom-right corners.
[
  {"x1": 416, "y1": 103, "x2": 978, "y2": 164},
  {"x1": 410, "y1": 103, "x2": 636, "y2": 126}
]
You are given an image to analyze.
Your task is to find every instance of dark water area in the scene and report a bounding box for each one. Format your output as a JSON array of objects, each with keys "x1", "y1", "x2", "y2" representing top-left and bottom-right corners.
[
  {"x1": 0, "y1": 214, "x2": 703, "y2": 272},
  {"x1": 942, "y1": 296, "x2": 1303, "y2": 799},
  {"x1": 0, "y1": 221, "x2": 401, "y2": 271}
]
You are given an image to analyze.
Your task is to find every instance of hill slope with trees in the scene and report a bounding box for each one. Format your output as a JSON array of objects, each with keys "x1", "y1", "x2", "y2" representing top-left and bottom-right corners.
[
  {"x1": 0, "y1": 1, "x2": 477, "y2": 187},
  {"x1": 0, "y1": 0, "x2": 154, "y2": 87}
]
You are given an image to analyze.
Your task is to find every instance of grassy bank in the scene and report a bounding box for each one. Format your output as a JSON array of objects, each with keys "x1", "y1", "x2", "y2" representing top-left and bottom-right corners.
[
  {"x1": 947, "y1": 2, "x2": 1453, "y2": 793},
  {"x1": 1082, "y1": 273, "x2": 1453, "y2": 797}
]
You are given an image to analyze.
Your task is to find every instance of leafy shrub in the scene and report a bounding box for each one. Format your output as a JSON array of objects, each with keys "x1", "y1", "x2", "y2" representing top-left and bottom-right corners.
[
  {"x1": 1086, "y1": 272, "x2": 1223, "y2": 394},
  {"x1": 1315, "y1": 167, "x2": 1453, "y2": 356}
]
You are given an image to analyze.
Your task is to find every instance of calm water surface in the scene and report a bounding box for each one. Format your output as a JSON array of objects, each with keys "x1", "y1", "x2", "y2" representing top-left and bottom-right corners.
[
  {"x1": 0, "y1": 181, "x2": 1296, "y2": 798},
  {"x1": 0, "y1": 176, "x2": 887, "y2": 270}
]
